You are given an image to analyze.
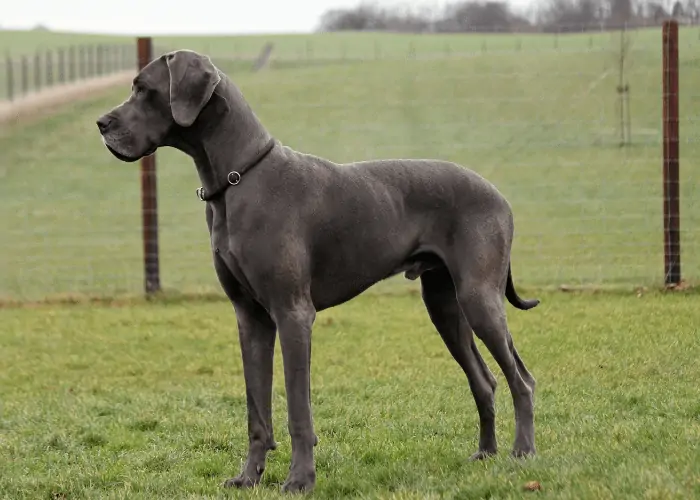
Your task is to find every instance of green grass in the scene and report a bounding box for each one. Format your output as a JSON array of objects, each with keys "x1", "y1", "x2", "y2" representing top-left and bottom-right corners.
[
  {"x1": 2, "y1": 27, "x2": 700, "y2": 301},
  {"x1": 2, "y1": 27, "x2": 700, "y2": 99},
  {"x1": 2, "y1": 26, "x2": 700, "y2": 58},
  {"x1": 1, "y1": 289, "x2": 699, "y2": 498}
]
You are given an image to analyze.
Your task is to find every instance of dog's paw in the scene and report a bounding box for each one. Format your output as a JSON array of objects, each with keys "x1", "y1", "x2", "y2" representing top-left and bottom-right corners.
[
  {"x1": 223, "y1": 473, "x2": 260, "y2": 489},
  {"x1": 281, "y1": 470, "x2": 316, "y2": 494},
  {"x1": 511, "y1": 447, "x2": 536, "y2": 459},
  {"x1": 469, "y1": 449, "x2": 497, "y2": 461}
]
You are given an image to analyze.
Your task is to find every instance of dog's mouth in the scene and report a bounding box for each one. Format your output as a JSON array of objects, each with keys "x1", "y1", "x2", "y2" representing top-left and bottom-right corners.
[{"x1": 103, "y1": 138, "x2": 156, "y2": 163}]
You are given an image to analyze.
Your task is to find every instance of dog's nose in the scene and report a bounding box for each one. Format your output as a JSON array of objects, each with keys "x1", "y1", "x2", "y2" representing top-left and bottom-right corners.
[{"x1": 96, "y1": 115, "x2": 113, "y2": 133}]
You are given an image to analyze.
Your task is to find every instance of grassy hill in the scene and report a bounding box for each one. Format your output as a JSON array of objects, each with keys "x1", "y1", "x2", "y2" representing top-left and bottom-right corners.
[
  {"x1": 1, "y1": 28, "x2": 699, "y2": 300},
  {"x1": 3, "y1": 26, "x2": 699, "y2": 59}
]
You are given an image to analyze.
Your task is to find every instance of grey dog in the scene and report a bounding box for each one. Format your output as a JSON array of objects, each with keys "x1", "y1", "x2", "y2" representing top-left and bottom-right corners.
[{"x1": 97, "y1": 49, "x2": 540, "y2": 493}]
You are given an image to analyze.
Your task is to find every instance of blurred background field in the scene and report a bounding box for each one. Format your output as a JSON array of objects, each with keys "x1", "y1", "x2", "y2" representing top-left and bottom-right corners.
[{"x1": 1, "y1": 25, "x2": 699, "y2": 301}]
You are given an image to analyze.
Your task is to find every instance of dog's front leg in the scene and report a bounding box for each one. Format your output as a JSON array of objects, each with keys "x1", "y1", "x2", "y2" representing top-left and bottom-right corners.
[
  {"x1": 224, "y1": 298, "x2": 277, "y2": 489},
  {"x1": 275, "y1": 302, "x2": 317, "y2": 493}
]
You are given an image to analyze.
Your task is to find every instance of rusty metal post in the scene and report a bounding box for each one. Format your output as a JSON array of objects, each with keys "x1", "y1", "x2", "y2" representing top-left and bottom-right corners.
[
  {"x1": 662, "y1": 20, "x2": 680, "y2": 286},
  {"x1": 137, "y1": 37, "x2": 161, "y2": 295}
]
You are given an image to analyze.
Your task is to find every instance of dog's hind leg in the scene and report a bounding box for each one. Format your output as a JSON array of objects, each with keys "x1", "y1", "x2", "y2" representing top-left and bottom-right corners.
[
  {"x1": 444, "y1": 214, "x2": 536, "y2": 457},
  {"x1": 420, "y1": 267, "x2": 499, "y2": 459},
  {"x1": 513, "y1": 344, "x2": 536, "y2": 393},
  {"x1": 453, "y1": 275, "x2": 536, "y2": 457}
]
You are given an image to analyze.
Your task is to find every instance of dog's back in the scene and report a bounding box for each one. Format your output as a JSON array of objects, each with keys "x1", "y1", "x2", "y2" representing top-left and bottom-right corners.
[{"x1": 276, "y1": 147, "x2": 513, "y2": 232}]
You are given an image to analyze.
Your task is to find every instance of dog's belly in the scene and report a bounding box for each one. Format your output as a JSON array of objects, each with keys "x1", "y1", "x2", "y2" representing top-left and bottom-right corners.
[
  {"x1": 307, "y1": 210, "x2": 444, "y2": 310},
  {"x1": 309, "y1": 250, "x2": 443, "y2": 311},
  {"x1": 309, "y1": 269, "x2": 395, "y2": 311}
]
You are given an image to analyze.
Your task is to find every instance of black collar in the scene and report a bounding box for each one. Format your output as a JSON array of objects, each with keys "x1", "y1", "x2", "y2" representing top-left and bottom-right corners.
[{"x1": 196, "y1": 137, "x2": 276, "y2": 202}]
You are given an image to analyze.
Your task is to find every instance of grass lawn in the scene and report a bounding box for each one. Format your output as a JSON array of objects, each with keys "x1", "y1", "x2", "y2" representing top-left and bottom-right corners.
[{"x1": 1, "y1": 289, "x2": 699, "y2": 499}]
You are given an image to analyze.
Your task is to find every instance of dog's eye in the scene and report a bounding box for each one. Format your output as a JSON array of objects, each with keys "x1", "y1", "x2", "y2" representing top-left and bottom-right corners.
[{"x1": 133, "y1": 84, "x2": 148, "y2": 97}]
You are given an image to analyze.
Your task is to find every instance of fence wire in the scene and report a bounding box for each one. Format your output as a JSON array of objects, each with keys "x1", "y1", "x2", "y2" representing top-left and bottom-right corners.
[
  {"x1": 1, "y1": 44, "x2": 139, "y2": 102},
  {"x1": 1, "y1": 27, "x2": 698, "y2": 301}
]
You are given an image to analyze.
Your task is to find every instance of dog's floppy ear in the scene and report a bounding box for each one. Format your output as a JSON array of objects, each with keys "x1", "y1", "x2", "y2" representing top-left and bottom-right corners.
[{"x1": 166, "y1": 50, "x2": 221, "y2": 127}]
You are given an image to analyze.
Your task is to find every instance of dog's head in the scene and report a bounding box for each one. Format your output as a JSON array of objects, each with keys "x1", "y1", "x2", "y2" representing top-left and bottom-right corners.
[{"x1": 96, "y1": 49, "x2": 221, "y2": 162}]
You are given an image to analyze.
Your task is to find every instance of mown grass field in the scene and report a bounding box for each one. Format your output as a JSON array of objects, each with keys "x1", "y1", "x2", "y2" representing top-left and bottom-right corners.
[
  {"x1": 2, "y1": 28, "x2": 699, "y2": 98},
  {"x1": 1, "y1": 289, "x2": 699, "y2": 499},
  {"x1": 1, "y1": 29, "x2": 699, "y2": 500},
  {"x1": 4, "y1": 27, "x2": 698, "y2": 59},
  {"x1": 1, "y1": 28, "x2": 700, "y2": 301}
]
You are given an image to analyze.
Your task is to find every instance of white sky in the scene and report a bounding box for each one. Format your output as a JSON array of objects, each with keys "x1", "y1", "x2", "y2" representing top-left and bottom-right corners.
[{"x1": 2, "y1": 0, "x2": 533, "y2": 35}]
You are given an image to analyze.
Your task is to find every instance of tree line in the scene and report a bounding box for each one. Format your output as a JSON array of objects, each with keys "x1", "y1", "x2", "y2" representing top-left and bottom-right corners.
[{"x1": 317, "y1": 0, "x2": 699, "y2": 33}]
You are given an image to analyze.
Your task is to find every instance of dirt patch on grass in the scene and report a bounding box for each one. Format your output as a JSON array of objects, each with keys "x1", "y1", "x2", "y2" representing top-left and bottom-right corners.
[{"x1": 0, "y1": 71, "x2": 135, "y2": 127}]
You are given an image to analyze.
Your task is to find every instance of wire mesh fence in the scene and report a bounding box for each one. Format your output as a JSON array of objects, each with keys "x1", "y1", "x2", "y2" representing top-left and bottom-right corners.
[
  {"x1": 0, "y1": 25, "x2": 698, "y2": 302},
  {"x1": 1, "y1": 44, "x2": 140, "y2": 102}
]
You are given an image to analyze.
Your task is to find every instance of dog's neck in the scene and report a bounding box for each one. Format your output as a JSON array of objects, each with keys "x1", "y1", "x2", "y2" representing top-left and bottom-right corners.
[{"x1": 169, "y1": 76, "x2": 272, "y2": 195}]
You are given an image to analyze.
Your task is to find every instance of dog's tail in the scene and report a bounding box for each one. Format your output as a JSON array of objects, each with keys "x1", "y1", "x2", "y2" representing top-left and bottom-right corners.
[{"x1": 505, "y1": 262, "x2": 540, "y2": 310}]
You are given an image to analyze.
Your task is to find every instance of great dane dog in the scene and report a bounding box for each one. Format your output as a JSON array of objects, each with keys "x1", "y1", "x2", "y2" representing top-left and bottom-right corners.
[{"x1": 97, "y1": 49, "x2": 540, "y2": 493}]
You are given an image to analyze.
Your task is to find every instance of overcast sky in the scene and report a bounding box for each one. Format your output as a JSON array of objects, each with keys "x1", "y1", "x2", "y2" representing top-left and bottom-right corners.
[{"x1": 3, "y1": 0, "x2": 532, "y2": 35}]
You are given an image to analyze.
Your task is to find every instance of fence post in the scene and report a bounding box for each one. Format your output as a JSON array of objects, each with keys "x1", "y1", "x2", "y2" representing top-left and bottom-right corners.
[
  {"x1": 662, "y1": 20, "x2": 680, "y2": 286},
  {"x1": 45, "y1": 49, "x2": 53, "y2": 87},
  {"x1": 137, "y1": 37, "x2": 161, "y2": 295},
  {"x1": 122, "y1": 45, "x2": 129, "y2": 70},
  {"x1": 104, "y1": 45, "x2": 111, "y2": 73},
  {"x1": 58, "y1": 47, "x2": 65, "y2": 84},
  {"x1": 21, "y1": 55, "x2": 28, "y2": 95},
  {"x1": 96, "y1": 44, "x2": 103, "y2": 76},
  {"x1": 88, "y1": 45, "x2": 94, "y2": 78},
  {"x1": 34, "y1": 51, "x2": 41, "y2": 91},
  {"x1": 79, "y1": 45, "x2": 86, "y2": 79},
  {"x1": 46, "y1": 49, "x2": 53, "y2": 87},
  {"x1": 108, "y1": 45, "x2": 115, "y2": 72},
  {"x1": 68, "y1": 46, "x2": 76, "y2": 82},
  {"x1": 5, "y1": 53, "x2": 13, "y2": 101}
]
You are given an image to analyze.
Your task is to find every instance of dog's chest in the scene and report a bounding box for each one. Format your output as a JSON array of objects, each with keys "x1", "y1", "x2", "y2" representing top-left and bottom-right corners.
[
  {"x1": 210, "y1": 213, "x2": 228, "y2": 257},
  {"x1": 208, "y1": 204, "x2": 257, "y2": 299}
]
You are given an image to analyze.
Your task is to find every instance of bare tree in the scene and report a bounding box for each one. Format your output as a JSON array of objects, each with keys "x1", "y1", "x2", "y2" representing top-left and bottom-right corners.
[
  {"x1": 317, "y1": 3, "x2": 389, "y2": 32},
  {"x1": 538, "y1": 0, "x2": 605, "y2": 31},
  {"x1": 441, "y1": 1, "x2": 517, "y2": 32},
  {"x1": 685, "y1": 0, "x2": 700, "y2": 23},
  {"x1": 316, "y1": 0, "x2": 675, "y2": 34}
]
